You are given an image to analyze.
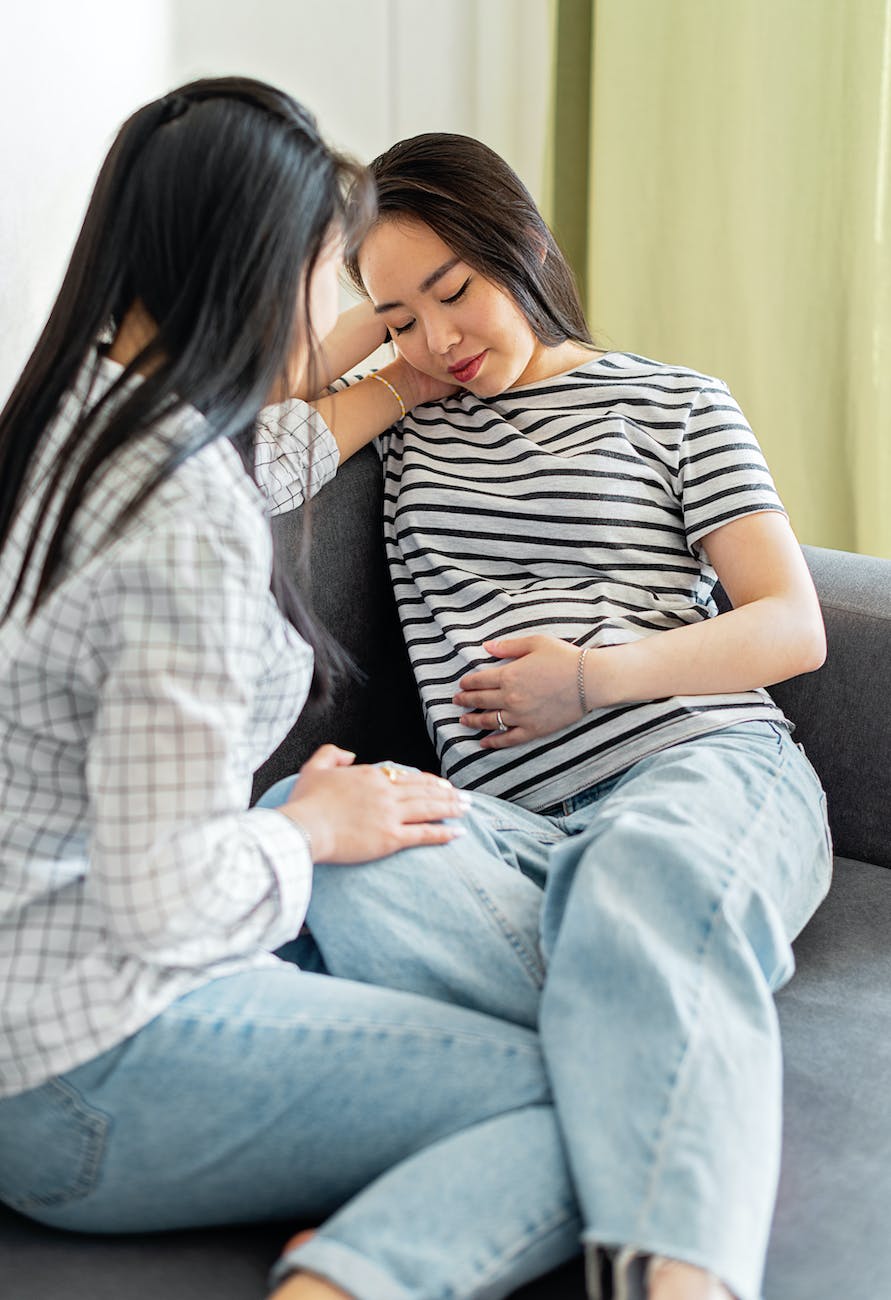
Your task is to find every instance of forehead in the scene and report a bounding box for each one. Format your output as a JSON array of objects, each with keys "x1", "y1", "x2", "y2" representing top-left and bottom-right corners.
[{"x1": 359, "y1": 217, "x2": 456, "y2": 292}]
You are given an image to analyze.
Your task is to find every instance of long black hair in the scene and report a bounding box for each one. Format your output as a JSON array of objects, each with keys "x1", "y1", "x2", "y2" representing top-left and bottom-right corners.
[
  {"x1": 347, "y1": 132, "x2": 594, "y2": 349},
  {"x1": 0, "y1": 76, "x2": 374, "y2": 703}
]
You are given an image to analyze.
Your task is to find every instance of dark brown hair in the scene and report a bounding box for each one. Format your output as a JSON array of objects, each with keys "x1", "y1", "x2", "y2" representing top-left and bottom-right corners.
[{"x1": 347, "y1": 132, "x2": 594, "y2": 348}]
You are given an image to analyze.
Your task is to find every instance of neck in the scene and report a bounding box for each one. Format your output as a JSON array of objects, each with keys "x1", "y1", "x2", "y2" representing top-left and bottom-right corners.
[
  {"x1": 106, "y1": 301, "x2": 164, "y2": 375},
  {"x1": 514, "y1": 338, "x2": 604, "y2": 387}
]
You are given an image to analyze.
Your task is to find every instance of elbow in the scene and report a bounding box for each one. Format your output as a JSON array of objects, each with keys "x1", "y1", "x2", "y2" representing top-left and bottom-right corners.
[
  {"x1": 805, "y1": 635, "x2": 828, "y2": 673},
  {"x1": 794, "y1": 617, "x2": 828, "y2": 675}
]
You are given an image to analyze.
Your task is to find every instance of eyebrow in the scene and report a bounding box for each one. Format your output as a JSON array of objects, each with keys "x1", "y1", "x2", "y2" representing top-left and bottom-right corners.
[{"x1": 372, "y1": 257, "x2": 461, "y2": 314}]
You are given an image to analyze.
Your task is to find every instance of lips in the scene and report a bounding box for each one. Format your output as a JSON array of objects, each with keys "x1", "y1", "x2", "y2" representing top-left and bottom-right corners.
[{"x1": 448, "y1": 351, "x2": 487, "y2": 384}]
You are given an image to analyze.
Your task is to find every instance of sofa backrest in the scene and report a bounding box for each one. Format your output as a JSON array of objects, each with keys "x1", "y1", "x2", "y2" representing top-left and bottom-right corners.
[{"x1": 256, "y1": 445, "x2": 891, "y2": 871}]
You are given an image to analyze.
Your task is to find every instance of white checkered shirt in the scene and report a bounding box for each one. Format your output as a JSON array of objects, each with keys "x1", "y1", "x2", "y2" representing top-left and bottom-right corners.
[{"x1": 0, "y1": 349, "x2": 340, "y2": 1097}]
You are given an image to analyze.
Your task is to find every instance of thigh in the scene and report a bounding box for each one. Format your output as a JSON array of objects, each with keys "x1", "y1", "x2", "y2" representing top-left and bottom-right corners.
[
  {"x1": 305, "y1": 791, "x2": 561, "y2": 1027},
  {"x1": 0, "y1": 964, "x2": 551, "y2": 1233},
  {"x1": 543, "y1": 721, "x2": 833, "y2": 987}
]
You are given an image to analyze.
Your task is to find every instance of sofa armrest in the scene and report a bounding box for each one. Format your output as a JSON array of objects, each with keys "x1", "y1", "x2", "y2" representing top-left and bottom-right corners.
[{"x1": 766, "y1": 546, "x2": 891, "y2": 869}]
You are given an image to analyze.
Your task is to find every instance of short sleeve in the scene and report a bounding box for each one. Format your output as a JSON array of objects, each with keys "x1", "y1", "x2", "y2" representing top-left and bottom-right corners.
[{"x1": 677, "y1": 381, "x2": 788, "y2": 554}]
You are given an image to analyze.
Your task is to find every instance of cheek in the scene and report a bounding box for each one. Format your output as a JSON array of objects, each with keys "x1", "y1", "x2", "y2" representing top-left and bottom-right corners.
[{"x1": 393, "y1": 333, "x2": 437, "y2": 376}]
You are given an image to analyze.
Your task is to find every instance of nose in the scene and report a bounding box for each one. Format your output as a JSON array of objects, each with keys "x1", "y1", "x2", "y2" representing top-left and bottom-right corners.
[{"x1": 424, "y1": 311, "x2": 461, "y2": 357}]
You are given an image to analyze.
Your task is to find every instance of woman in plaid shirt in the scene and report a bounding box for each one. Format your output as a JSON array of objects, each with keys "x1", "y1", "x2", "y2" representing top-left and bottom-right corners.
[{"x1": 0, "y1": 79, "x2": 583, "y2": 1300}]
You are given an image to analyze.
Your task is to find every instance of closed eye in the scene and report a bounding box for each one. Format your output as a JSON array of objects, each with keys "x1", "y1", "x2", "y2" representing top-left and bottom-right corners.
[
  {"x1": 387, "y1": 277, "x2": 471, "y2": 337},
  {"x1": 442, "y1": 276, "x2": 471, "y2": 305}
]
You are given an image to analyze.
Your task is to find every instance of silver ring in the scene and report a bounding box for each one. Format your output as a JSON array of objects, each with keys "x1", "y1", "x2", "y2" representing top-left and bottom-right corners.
[{"x1": 495, "y1": 710, "x2": 509, "y2": 733}]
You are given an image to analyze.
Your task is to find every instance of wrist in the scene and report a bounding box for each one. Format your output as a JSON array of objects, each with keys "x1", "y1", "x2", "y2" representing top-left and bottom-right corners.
[
  {"x1": 279, "y1": 798, "x2": 334, "y2": 863},
  {"x1": 382, "y1": 357, "x2": 422, "y2": 412},
  {"x1": 585, "y1": 643, "x2": 632, "y2": 709}
]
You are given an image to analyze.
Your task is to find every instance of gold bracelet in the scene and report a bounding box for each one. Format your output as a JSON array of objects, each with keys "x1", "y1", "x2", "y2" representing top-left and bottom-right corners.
[
  {"x1": 370, "y1": 371, "x2": 406, "y2": 420},
  {"x1": 577, "y1": 646, "x2": 591, "y2": 716}
]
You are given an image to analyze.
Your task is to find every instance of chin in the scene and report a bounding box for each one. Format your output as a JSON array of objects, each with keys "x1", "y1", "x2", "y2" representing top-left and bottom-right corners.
[{"x1": 468, "y1": 369, "x2": 511, "y2": 399}]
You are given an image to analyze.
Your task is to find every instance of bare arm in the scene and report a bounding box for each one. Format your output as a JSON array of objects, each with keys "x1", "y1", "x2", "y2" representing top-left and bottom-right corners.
[
  {"x1": 454, "y1": 512, "x2": 826, "y2": 748},
  {"x1": 268, "y1": 300, "x2": 455, "y2": 463},
  {"x1": 592, "y1": 511, "x2": 826, "y2": 703},
  {"x1": 293, "y1": 301, "x2": 390, "y2": 400}
]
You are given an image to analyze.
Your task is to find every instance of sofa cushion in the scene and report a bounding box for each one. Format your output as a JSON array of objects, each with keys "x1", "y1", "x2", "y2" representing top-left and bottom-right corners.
[{"x1": 765, "y1": 855, "x2": 891, "y2": 1298}]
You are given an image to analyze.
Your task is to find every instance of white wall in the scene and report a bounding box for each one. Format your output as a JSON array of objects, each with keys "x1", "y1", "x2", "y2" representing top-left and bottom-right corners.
[
  {"x1": 0, "y1": 1, "x2": 172, "y2": 403},
  {"x1": 0, "y1": 0, "x2": 552, "y2": 402},
  {"x1": 168, "y1": 0, "x2": 551, "y2": 198}
]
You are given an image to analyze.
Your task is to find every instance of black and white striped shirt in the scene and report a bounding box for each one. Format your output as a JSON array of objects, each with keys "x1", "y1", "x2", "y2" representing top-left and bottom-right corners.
[{"x1": 378, "y1": 352, "x2": 789, "y2": 811}]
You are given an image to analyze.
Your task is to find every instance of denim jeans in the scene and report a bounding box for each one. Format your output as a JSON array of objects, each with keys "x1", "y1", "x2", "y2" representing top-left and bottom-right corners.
[
  {"x1": 0, "y1": 940, "x2": 582, "y2": 1293},
  {"x1": 280, "y1": 721, "x2": 833, "y2": 1300}
]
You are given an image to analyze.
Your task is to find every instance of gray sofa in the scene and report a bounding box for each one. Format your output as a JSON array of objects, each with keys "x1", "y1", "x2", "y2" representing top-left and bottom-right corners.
[{"x1": 2, "y1": 445, "x2": 889, "y2": 1299}]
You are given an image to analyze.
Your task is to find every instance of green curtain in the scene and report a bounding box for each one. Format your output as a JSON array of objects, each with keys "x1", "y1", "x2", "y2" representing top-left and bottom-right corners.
[{"x1": 547, "y1": 0, "x2": 891, "y2": 558}]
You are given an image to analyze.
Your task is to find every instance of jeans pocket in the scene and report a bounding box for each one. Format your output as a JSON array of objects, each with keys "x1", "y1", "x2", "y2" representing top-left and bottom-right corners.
[{"x1": 0, "y1": 1076, "x2": 110, "y2": 1215}]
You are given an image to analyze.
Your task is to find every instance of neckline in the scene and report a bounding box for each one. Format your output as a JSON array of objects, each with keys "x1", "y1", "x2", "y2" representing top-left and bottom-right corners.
[{"x1": 496, "y1": 350, "x2": 624, "y2": 396}]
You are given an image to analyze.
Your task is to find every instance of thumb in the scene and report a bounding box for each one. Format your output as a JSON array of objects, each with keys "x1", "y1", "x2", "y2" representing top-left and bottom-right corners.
[
  {"x1": 483, "y1": 637, "x2": 535, "y2": 659},
  {"x1": 300, "y1": 743, "x2": 357, "y2": 773}
]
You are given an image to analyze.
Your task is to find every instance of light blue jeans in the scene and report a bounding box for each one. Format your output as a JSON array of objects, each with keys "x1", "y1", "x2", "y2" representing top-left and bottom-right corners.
[
  {"x1": 0, "y1": 945, "x2": 582, "y2": 1290},
  {"x1": 269, "y1": 720, "x2": 833, "y2": 1300}
]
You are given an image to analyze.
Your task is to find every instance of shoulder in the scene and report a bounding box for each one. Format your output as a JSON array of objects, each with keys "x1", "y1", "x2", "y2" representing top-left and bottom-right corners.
[{"x1": 582, "y1": 352, "x2": 730, "y2": 399}]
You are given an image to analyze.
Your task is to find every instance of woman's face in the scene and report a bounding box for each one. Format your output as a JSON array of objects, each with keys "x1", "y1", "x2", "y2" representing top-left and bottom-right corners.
[{"x1": 358, "y1": 217, "x2": 545, "y2": 397}]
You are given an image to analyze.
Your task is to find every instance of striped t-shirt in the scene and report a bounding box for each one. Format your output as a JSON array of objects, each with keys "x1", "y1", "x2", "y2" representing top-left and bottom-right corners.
[{"x1": 376, "y1": 351, "x2": 790, "y2": 812}]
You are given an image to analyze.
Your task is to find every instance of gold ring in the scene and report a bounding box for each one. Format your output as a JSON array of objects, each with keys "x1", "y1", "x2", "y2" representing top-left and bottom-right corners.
[
  {"x1": 495, "y1": 710, "x2": 509, "y2": 733},
  {"x1": 380, "y1": 763, "x2": 402, "y2": 783}
]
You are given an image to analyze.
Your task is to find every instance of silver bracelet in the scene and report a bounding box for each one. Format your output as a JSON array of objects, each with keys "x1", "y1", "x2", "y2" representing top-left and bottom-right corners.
[
  {"x1": 286, "y1": 814, "x2": 314, "y2": 861},
  {"x1": 577, "y1": 646, "x2": 590, "y2": 716}
]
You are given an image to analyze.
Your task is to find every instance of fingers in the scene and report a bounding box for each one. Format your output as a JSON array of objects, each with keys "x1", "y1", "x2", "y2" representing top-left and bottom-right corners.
[
  {"x1": 480, "y1": 726, "x2": 529, "y2": 749},
  {"x1": 396, "y1": 821, "x2": 468, "y2": 848},
  {"x1": 453, "y1": 690, "x2": 501, "y2": 712},
  {"x1": 396, "y1": 789, "x2": 472, "y2": 824},
  {"x1": 301, "y1": 743, "x2": 357, "y2": 772},
  {"x1": 458, "y1": 668, "x2": 501, "y2": 692},
  {"x1": 482, "y1": 636, "x2": 537, "y2": 658},
  {"x1": 457, "y1": 709, "x2": 512, "y2": 733}
]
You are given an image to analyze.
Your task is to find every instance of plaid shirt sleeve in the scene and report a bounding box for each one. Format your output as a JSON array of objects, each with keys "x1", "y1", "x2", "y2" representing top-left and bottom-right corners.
[
  {"x1": 254, "y1": 397, "x2": 340, "y2": 516},
  {"x1": 81, "y1": 516, "x2": 313, "y2": 968}
]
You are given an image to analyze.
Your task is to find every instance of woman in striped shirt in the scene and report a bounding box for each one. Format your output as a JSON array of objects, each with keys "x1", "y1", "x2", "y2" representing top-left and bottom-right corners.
[{"x1": 289, "y1": 134, "x2": 834, "y2": 1300}]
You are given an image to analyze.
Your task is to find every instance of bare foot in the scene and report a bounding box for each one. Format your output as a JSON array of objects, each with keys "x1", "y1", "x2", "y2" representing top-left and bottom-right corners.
[
  {"x1": 280, "y1": 1229, "x2": 318, "y2": 1256},
  {"x1": 647, "y1": 1255, "x2": 735, "y2": 1300},
  {"x1": 269, "y1": 1277, "x2": 352, "y2": 1300},
  {"x1": 269, "y1": 1230, "x2": 353, "y2": 1300}
]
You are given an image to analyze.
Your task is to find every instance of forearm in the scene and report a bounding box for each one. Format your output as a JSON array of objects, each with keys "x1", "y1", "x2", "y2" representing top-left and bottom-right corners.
[
  {"x1": 293, "y1": 302, "x2": 388, "y2": 399},
  {"x1": 311, "y1": 357, "x2": 420, "y2": 462},
  {"x1": 594, "y1": 596, "x2": 827, "y2": 706}
]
